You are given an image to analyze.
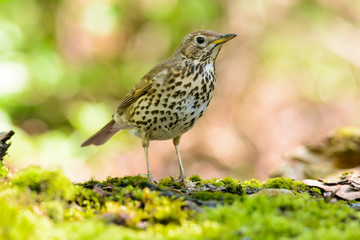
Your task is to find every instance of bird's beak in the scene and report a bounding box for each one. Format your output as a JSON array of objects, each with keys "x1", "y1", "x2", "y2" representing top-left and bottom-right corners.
[{"x1": 210, "y1": 33, "x2": 237, "y2": 45}]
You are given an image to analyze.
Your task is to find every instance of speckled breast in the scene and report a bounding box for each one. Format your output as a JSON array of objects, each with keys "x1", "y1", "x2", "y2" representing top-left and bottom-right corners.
[{"x1": 126, "y1": 63, "x2": 216, "y2": 140}]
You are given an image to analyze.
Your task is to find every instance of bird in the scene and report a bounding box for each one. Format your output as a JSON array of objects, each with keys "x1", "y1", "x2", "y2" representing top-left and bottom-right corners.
[{"x1": 81, "y1": 30, "x2": 236, "y2": 183}]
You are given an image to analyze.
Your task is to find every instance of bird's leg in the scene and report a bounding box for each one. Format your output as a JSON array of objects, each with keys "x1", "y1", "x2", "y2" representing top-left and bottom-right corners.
[
  {"x1": 142, "y1": 133, "x2": 157, "y2": 184},
  {"x1": 173, "y1": 136, "x2": 186, "y2": 184}
]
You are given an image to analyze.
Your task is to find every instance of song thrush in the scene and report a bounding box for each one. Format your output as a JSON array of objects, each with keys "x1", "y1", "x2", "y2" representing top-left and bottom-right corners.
[{"x1": 82, "y1": 30, "x2": 236, "y2": 183}]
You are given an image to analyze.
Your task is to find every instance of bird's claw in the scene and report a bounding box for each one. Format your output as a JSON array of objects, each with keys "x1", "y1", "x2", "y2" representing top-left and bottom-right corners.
[
  {"x1": 175, "y1": 174, "x2": 187, "y2": 185},
  {"x1": 148, "y1": 175, "x2": 158, "y2": 184}
]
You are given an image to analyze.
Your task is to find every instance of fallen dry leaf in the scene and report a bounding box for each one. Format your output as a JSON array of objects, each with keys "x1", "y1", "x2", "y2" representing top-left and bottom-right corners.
[{"x1": 303, "y1": 173, "x2": 360, "y2": 201}]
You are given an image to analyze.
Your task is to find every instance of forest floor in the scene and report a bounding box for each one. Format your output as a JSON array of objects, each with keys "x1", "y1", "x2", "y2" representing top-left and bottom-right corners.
[
  {"x1": 1, "y1": 162, "x2": 360, "y2": 240},
  {"x1": 2, "y1": 130, "x2": 360, "y2": 239}
]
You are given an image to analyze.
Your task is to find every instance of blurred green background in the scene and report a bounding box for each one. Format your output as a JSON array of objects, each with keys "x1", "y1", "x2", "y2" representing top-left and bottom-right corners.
[{"x1": 1, "y1": 0, "x2": 360, "y2": 181}]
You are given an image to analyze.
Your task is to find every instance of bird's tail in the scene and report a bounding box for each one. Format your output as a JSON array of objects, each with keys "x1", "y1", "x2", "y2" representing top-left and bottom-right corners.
[{"x1": 81, "y1": 120, "x2": 122, "y2": 147}]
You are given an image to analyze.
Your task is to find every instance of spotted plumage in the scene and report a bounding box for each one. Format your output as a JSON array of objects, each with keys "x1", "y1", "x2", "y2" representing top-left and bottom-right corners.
[{"x1": 81, "y1": 30, "x2": 236, "y2": 183}]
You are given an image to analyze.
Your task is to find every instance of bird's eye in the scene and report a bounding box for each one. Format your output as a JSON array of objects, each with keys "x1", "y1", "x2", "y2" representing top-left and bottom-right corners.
[{"x1": 196, "y1": 36, "x2": 205, "y2": 44}]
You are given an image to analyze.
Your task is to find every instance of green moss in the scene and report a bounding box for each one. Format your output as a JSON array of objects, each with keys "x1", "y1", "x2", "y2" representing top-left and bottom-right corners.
[
  {"x1": 81, "y1": 178, "x2": 102, "y2": 187},
  {"x1": 309, "y1": 187, "x2": 322, "y2": 196},
  {"x1": 159, "y1": 176, "x2": 182, "y2": 189},
  {"x1": 191, "y1": 191, "x2": 223, "y2": 201},
  {"x1": 264, "y1": 177, "x2": 309, "y2": 192},
  {"x1": 0, "y1": 198, "x2": 59, "y2": 240},
  {"x1": 203, "y1": 178, "x2": 225, "y2": 187},
  {"x1": 43, "y1": 201, "x2": 65, "y2": 222},
  {"x1": 105, "y1": 175, "x2": 150, "y2": 188},
  {"x1": 220, "y1": 177, "x2": 238, "y2": 185},
  {"x1": 74, "y1": 186, "x2": 104, "y2": 216},
  {"x1": 188, "y1": 176, "x2": 245, "y2": 189},
  {"x1": 242, "y1": 178, "x2": 263, "y2": 188},
  {"x1": 0, "y1": 161, "x2": 10, "y2": 177},
  {"x1": 61, "y1": 220, "x2": 142, "y2": 240},
  {"x1": 197, "y1": 194, "x2": 360, "y2": 239},
  {"x1": 220, "y1": 177, "x2": 245, "y2": 195},
  {"x1": 189, "y1": 174, "x2": 202, "y2": 182},
  {"x1": 224, "y1": 184, "x2": 244, "y2": 195},
  {"x1": 11, "y1": 166, "x2": 76, "y2": 201},
  {"x1": 104, "y1": 186, "x2": 189, "y2": 227},
  {"x1": 1, "y1": 168, "x2": 360, "y2": 239},
  {"x1": 150, "y1": 194, "x2": 188, "y2": 225},
  {"x1": 191, "y1": 191, "x2": 241, "y2": 204}
]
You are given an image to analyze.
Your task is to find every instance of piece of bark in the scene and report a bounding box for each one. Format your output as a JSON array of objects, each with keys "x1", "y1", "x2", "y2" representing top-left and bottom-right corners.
[
  {"x1": 0, "y1": 130, "x2": 15, "y2": 161},
  {"x1": 303, "y1": 177, "x2": 360, "y2": 201}
]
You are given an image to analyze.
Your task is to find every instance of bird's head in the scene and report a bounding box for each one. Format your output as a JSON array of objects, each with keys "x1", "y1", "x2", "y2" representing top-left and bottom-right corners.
[{"x1": 177, "y1": 30, "x2": 236, "y2": 61}]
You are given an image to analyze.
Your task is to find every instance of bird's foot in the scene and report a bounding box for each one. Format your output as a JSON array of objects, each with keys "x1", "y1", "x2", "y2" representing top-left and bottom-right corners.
[
  {"x1": 175, "y1": 174, "x2": 187, "y2": 185},
  {"x1": 147, "y1": 174, "x2": 158, "y2": 184}
]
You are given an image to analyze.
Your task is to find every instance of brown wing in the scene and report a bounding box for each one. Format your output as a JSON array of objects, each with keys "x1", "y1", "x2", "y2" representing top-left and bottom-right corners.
[
  {"x1": 116, "y1": 57, "x2": 173, "y2": 113},
  {"x1": 116, "y1": 77, "x2": 154, "y2": 113}
]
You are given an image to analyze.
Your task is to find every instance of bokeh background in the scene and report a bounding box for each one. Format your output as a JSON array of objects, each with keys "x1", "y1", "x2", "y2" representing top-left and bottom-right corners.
[{"x1": 1, "y1": 0, "x2": 360, "y2": 182}]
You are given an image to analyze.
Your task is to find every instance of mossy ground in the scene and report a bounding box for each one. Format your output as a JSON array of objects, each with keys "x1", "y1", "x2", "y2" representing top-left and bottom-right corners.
[{"x1": 1, "y1": 162, "x2": 360, "y2": 240}]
